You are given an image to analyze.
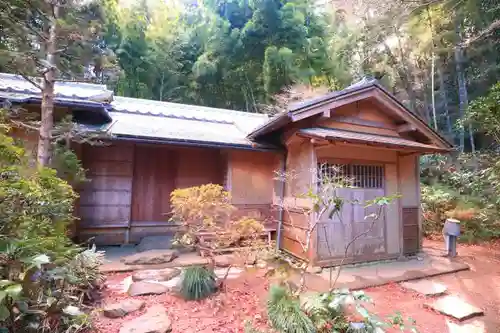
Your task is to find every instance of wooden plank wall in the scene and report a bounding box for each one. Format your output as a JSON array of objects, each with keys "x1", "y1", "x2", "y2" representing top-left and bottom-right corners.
[
  {"x1": 78, "y1": 143, "x2": 134, "y2": 244},
  {"x1": 78, "y1": 143, "x2": 226, "y2": 245}
]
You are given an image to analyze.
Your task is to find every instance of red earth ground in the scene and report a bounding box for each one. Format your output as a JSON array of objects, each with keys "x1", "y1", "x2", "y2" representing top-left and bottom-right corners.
[{"x1": 95, "y1": 239, "x2": 500, "y2": 333}]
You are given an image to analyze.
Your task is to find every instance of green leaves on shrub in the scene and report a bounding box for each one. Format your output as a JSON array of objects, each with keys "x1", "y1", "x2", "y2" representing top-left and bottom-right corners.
[
  {"x1": 180, "y1": 266, "x2": 218, "y2": 301},
  {"x1": 267, "y1": 285, "x2": 316, "y2": 333}
]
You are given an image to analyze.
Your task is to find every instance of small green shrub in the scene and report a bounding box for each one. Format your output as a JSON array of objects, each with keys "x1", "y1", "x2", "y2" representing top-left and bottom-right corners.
[
  {"x1": 180, "y1": 266, "x2": 218, "y2": 300},
  {"x1": 267, "y1": 285, "x2": 316, "y2": 333}
]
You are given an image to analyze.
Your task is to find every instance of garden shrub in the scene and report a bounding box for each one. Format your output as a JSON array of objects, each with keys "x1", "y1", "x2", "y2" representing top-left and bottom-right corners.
[
  {"x1": 0, "y1": 116, "x2": 103, "y2": 331},
  {"x1": 170, "y1": 184, "x2": 267, "y2": 251},
  {"x1": 267, "y1": 285, "x2": 316, "y2": 333},
  {"x1": 421, "y1": 153, "x2": 500, "y2": 242},
  {"x1": 180, "y1": 266, "x2": 218, "y2": 300}
]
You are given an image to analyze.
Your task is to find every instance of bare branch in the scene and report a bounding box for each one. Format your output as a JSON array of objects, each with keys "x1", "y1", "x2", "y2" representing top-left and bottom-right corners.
[
  {"x1": 462, "y1": 20, "x2": 500, "y2": 47},
  {"x1": 10, "y1": 119, "x2": 40, "y2": 132}
]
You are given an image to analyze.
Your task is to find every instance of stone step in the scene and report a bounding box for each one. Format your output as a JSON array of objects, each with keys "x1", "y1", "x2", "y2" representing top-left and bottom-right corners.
[
  {"x1": 424, "y1": 295, "x2": 484, "y2": 321},
  {"x1": 400, "y1": 279, "x2": 447, "y2": 296}
]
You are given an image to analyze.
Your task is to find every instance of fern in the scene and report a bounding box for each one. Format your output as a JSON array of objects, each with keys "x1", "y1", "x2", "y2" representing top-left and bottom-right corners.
[
  {"x1": 267, "y1": 285, "x2": 316, "y2": 333},
  {"x1": 180, "y1": 266, "x2": 217, "y2": 300}
]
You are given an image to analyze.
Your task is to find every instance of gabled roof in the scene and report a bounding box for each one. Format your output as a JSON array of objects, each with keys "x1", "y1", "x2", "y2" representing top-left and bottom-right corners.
[
  {"x1": 248, "y1": 78, "x2": 453, "y2": 150},
  {"x1": 299, "y1": 127, "x2": 449, "y2": 153}
]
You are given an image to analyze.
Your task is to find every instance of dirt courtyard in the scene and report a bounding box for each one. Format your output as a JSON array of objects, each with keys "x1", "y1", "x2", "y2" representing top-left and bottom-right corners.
[
  {"x1": 366, "y1": 239, "x2": 500, "y2": 332},
  {"x1": 95, "y1": 239, "x2": 500, "y2": 333}
]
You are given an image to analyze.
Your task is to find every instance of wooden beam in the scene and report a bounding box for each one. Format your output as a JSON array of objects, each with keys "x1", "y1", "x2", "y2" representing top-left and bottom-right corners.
[
  {"x1": 331, "y1": 115, "x2": 396, "y2": 130},
  {"x1": 396, "y1": 123, "x2": 417, "y2": 133},
  {"x1": 290, "y1": 89, "x2": 375, "y2": 122}
]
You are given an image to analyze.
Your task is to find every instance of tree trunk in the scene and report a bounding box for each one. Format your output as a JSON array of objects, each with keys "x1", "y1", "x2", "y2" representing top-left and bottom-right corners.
[
  {"x1": 437, "y1": 62, "x2": 452, "y2": 135},
  {"x1": 426, "y1": 6, "x2": 437, "y2": 130},
  {"x1": 454, "y1": 22, "x2": 475, "y2": 152},
  {"x1": 37, "y1": 3, "x2": 59, "y2": 166}
]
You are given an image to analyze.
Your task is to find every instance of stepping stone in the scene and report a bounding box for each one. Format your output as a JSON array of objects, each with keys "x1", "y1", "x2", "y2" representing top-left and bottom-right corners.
[
  {"x1": 119, "y1": 305, "x2": 172, "y2": 333},
  {"x1": 121, "y1": 250, "x2": 178, "y2": 265},
  {"x1": 446, "y1": 319, "x2": 485, "y2": 333},
  {"x1": 128, "y1": 281, "x2": 169, "y2": 296},
  {"x1": 132, "y1": 268, "x2": 181, "y2": 282},
  {"x1": 400, "y1": 279, "x2": 447, "y2": 296},
  {"x1": 172, "y1": 254, "x2": 209, "y2": 267},
  {"x1": 103, "y1": 299, "x2": 145, "y2": 318},
  {"x1": 424, "y1": 295, "x2": 483, "y2": 321}
]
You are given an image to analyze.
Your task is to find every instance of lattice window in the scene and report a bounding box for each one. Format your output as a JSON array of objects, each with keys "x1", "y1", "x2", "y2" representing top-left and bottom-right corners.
[{"x1": 317, "y1": 163, "x2": 384, "y2": 189}]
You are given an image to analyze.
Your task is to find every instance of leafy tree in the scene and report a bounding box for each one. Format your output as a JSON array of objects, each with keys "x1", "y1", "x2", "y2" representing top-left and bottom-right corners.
[{"x1": 0, "y1": 0, "x2": 117, "y2": 165}]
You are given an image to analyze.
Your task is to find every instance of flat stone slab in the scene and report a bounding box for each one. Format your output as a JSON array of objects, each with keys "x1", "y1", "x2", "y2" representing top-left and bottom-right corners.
[
  {"x1": 103, "y1": 299, "x2": 145, "y2": 318},
  {"x1": 119, "y1": 305, "x2": 172, "y2": 333},
  {"x1": 424, "y1": 295, "x2": 483, "y2": 321},
  {"x1": 400, "y1": 279, "x2": 447, "y2": 296},
  {"x1": 121, "y1": 250, "x2": 178, "y2": 265},
  {"x1": 128, "y1": 281, "x2": 169, "y2": 296},
  {"x1": 446, "y1": 319, "x2": 486, "y2": 333},
  {"x1": 132, "y1": 268, "x2": 180, "y2": 282}
]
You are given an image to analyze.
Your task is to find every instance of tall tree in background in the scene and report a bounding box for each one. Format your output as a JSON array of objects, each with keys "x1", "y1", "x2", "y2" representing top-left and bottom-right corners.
[{"x1": 0, "y1": 0, "x2": 116, "y2": 165}]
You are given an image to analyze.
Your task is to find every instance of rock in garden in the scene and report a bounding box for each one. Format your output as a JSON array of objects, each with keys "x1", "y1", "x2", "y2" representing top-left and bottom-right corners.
[
  {"x1": 121, "y1": 250, "x2": 178, "y2": 265},
  {"x1": 136, "y1": 235, "x2": 174, "y2": 252},
  {"x1": 132, "y1": 268, "x2": 181, "y2": 282},
  {"x1": 128, "y1": 281, "x2": 169, "y2": 296},
  {"x1": 400, "y1": 280, "x2": 447, "y2": 296},
  {"x1": 119, "y1": 305, "x2": 172, "y2": 333},
  {"x1": 424, "y1": 295, "x2": 483, "y2": 321},
  {"x1": 103, "y1": 299, "x2": 145, "y2": 318}
]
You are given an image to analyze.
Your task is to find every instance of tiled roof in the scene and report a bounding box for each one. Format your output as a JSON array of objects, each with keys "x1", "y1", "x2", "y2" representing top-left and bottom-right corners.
[
  {"x1": 107, "y1": 97, "x2": 271, "y2": 148},
  {"x1": 298, "y1": 127, "x2": 450, "y2": 152},
  {"x1": 0, "y1": 73, "x2": 113, "y2": 102},
  {"x1": 0, "y1": 73, "x2": 273, "y2": 149}
]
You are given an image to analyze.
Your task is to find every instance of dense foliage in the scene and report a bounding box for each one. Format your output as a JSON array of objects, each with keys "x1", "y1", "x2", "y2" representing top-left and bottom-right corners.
[
  {"x1": 0, "y1": 118, "x2": 104, "y2": 332},
  {"x1": 421, "y1": 154, "x2": 500, "y2": 242}
]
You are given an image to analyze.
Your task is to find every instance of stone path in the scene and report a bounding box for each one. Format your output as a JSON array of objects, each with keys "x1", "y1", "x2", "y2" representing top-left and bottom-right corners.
[
  {"x1": 397, "y1": 278, "x2": 485, "y2": 332},
  {"x1": 102, "y1": 249, "x2": 247, "y2": 333},
  {"x1": 400, "y1": 279, "x2": 447, "y2": 296},
  {"x1": 424, "y1": 295, "x2": 484, "y2": 321}
]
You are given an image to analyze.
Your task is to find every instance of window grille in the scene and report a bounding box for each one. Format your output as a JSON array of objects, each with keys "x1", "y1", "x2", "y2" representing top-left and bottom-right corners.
[{"x1": 317, "y1": 163, "x2": 384, "y2": 189}]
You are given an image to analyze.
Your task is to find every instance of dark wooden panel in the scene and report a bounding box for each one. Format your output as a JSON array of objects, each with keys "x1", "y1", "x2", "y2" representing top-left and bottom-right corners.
[
  {"x1": 86, "y1": 161, "x2": 133, "y2": 177},
  {"x1": 78, "y1": 229, "x2": 126, "y2": 245},
  {"x1": 402, "y1": 207, "x2": 420, "y2": 254},
  {"x1": 84, "y1": 176, "x2": 133, "y2": 191},
  {"x1": 79, "y1": 190, "x2": 132, "y2": 206},
  {"x1": 83, "y1": 144, "x2": 134, "y2": 162},
  {"x1": 79, "y1": 206, "x2": 130, "y2": 226},
  {"x1": 283, "y1": 210, "x2": 310, "y2": 228},
  {"x1": 281, "y1": 236, "x2": 309, "y2": 260},
  {"x1": 175, "y1": 147, "x2": 224, "y2": 189},
  {"x1": 131, "y1": 145, "x2": 176, "y2": 222}
]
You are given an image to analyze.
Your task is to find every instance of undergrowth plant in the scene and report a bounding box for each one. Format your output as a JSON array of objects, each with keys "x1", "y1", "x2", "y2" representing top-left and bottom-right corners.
[
  {"x1": 421, "y1": 153, "x2": 500, "y2": 242},
  {"x1": 0, "y1": 113, "x2": 103, "y2": 332},
  {"x1": 180, "y1": 266, "x2": 218, "y2": 301}
]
